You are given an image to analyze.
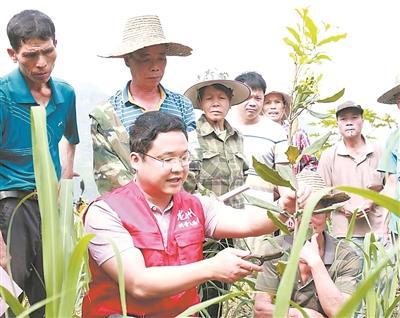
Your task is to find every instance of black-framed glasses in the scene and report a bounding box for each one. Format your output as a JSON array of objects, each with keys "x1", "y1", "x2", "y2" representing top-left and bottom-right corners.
[
  {"x1": 242, "y1": 251, "x2": 284, "y2": 266},
  {"x1": 138, "y1": 152, "x2": 191, "y2": 169}
]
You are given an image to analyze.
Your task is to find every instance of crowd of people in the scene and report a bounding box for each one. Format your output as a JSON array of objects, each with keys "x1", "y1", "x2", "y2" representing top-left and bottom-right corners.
[{"x1": 0, "y1": 9, "x2": 399, "y2": 318}]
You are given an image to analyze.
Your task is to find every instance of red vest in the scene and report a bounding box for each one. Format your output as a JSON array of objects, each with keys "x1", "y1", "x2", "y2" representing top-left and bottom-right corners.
[{"x1": 82, "y1": 181, "x2": 205, "y2": 318}]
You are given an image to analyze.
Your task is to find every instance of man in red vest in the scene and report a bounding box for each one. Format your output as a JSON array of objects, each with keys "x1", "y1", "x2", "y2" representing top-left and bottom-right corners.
[{"x1": 82, "y1": 111, "x2": 309, "y2": 318}]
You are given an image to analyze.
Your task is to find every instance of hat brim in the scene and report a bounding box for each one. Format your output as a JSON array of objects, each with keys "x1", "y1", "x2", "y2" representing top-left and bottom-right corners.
[
  {"x1": 377, "y1": 84, "x2": 400, "y2": 104},
  {"x1": 99, "y1": 40, "x2": 192, "y2": 58},
  {"x1": 319, "y1": 192, "x2": 350, "y2": 207},
  {"x1": 184, "y1": 80, "x2": 251, "y2": 109}
]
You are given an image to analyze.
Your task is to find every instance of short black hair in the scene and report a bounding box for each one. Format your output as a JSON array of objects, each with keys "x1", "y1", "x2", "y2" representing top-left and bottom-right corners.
[
  {"x1": 235, "y1": 71, "x2": 267, "y2": 93},
  {"x1": 197, "y1": 83, "x2": 233, "y2": 102},
  {"x1": 129, "y1": 111, "x2": 188, "y2": 154},
  {"x1": 7, "y1": 10, "x2": 56, "y2": 52}
]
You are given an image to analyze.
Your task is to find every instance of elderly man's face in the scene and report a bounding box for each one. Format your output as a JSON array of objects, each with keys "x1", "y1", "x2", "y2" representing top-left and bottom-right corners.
[
  {"x1": 337, "y1": 109, "x2": 364, "y2": 139},
  {"x1": 124, "y1": 44, "x2": 167, "y2": 88}
]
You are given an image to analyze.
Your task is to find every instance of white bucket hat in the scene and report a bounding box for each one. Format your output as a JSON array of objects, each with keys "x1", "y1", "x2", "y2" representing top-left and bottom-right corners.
[
  {"x1": 377, "y1": 83, "x2": 400, "y2": 104},
  {"x1": 184, "y1": 80, "x2": 251, "y2": 109},
  {"x1": 99, "y1": 15, "x2": 192, "y2": 58}
]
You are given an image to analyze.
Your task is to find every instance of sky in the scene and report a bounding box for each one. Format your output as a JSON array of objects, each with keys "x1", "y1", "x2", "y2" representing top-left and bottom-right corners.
[
  {"x1": 1, "y1": 0, "x2": 399, "y2": 106},
  {"x1": 1, "y1": 0, "x2": 399, "y2": 197}
]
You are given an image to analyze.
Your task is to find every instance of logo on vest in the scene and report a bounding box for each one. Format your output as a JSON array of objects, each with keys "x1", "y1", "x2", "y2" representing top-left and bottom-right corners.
[{"x1": 177, "y1": 208, "x2": 199, "y2": 229}]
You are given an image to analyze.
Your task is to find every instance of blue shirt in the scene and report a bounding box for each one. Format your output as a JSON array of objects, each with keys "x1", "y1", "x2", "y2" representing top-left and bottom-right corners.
[
  {"x1": 109, "y1": 81, "x2": 196, "y2": 132},
  {"x1": 0, "y1": 68, "x2": 79, "y2": 190}
]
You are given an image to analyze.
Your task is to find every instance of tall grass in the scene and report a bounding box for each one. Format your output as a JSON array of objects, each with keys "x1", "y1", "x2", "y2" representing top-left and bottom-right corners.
[{"x1": 0, "y1": 106, "x2": 93, "y2": 317}]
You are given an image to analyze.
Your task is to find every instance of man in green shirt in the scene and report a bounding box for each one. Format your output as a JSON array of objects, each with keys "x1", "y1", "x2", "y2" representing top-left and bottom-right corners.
[
  {"x1": 254, "y1": 170, "x2": 361, "y2": 318},
  {"x1": 377, "y1": 83, "x2": 400, "y2": 234}
]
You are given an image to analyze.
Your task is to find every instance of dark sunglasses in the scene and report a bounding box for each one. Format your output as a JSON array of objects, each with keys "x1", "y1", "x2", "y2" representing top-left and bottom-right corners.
[{"x1": 242, "y1": 251, "x2": 284, "y2": 266}]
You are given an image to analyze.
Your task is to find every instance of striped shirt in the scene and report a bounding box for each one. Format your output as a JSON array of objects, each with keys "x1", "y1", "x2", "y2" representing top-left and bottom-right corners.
[{"x1": 109, "y1": 81, "x2": 196, "y2": 132}]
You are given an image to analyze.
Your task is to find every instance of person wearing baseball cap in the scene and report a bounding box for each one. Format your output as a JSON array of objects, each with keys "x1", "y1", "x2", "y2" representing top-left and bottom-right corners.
[
  {"x1": 317, "y1": 100, "x2": 388, "y2": 247},
  {"x1": 90, "y1": 15, "x2": 197, "y2": 195},
  {"x1": 377, "y1": 83, "x2": 400, "y2": 235}
]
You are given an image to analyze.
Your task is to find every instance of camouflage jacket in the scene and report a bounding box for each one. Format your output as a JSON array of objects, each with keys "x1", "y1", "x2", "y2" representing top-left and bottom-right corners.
[
  {"x1": 90, "y1": 101, "x2": 202, "y2": 194},
  {"x1": 90, "y1": 100, "x2": 133, "y2": 194}
]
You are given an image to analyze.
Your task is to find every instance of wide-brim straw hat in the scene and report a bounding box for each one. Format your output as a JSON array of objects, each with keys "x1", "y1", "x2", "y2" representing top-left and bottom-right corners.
[
  {"x1": 377, "y1": 84, "x2": 400, "y2": 104},
  {"x1": 99, "y1": 15, "x2": 192, "y2": 58},
  {"x1": 184, "y1": 80, "x2": 251, "y2": 109},
  {"x1": 296, "y1": 170, "x2": 350, "y2": 208}
]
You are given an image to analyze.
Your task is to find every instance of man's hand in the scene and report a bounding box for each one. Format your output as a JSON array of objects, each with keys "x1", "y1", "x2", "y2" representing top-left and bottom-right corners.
[
  {"x1": 299, "y1": 234, "x2": 322, "y2": 269},
  {"x1": 289, "y1": 307, "x2": 325, "y2": 318},
  {"x1": 278, "y1": 184, "x2": 312, "y2": 213},
  {"x1": 208, "y1": 248, "x2": 263, "y2": 283}
]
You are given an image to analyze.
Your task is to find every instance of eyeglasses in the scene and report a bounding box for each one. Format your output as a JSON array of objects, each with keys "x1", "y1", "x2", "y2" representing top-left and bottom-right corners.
[
  {"x1": 242, "y1": 251, "x2": 284, "y2": 266},
  {"x1": 139, "y1": 152, "x2": 191, "y2": 169}
]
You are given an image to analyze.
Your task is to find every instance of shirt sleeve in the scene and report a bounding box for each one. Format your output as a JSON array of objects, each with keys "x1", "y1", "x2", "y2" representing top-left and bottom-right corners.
[
  {"x1": 332, "y1": 243, "x2": 362, "y2": 295},
  {"x1": 181, "y1": 95, "x2": 196, "y2": 132},
  {"x1": 84, "y1": 200, "x2": 134, "y2": 265},
  {"x1": 64, "y1": 89, "x2": 80, "y2": 145},
  {"x1": 377, "y1": 129, "x2": 399, "y2": 174}
]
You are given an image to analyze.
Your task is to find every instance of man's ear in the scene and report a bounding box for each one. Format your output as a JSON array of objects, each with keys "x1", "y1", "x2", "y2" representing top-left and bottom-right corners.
[
  {"x1": 130, "y1": 152, "x2": 141, "y2": 170},
  {"x1": 53, "y1": 39, "x2": 58, "y2": 47},
  {"x1": 123, "y1": 55, "x2": 130, "y2": 67},
  {"x1": 7, "y1": 48, "x2": 17, "y2": 63}
]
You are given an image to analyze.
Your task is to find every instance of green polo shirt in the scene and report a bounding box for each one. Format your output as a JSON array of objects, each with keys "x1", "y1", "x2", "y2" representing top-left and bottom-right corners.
[
  {"x1": 0, "y1": 68, "x2": 79, "y2": 190},
  {"x1": 255, "y1": 232, "x2": 361, "y2": 315}
]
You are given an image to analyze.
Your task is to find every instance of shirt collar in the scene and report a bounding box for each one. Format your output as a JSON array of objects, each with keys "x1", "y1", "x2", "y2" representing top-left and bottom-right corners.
[
  {"x1": 6, "y1": 68, "x2": 63, "y2": 106},
  {"x1": 283, "y1": 231, "x2": 335, "y2": 265},
  {"x1": 122, "y1": 81, "x2": 168, "y2": 107},
  {"x1": 147, "y1": 199, "x2": 174, "y2": 214},
  {"x1": 197, "y1": 113, "x2": 237, "y2": 137},
  {"x1": 336, "y1": 135, "x2": 374, "y2": 156}
]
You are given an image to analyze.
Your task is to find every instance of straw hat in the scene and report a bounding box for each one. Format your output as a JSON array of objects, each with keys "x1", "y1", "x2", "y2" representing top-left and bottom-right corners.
[
  {"x1": 99, "y1": 15, "x2": 192, "y2": 58},
  {"x1": 184, "y1": 80, "x2": 251, "y2": 109},
  {"x1": 377, "y1": 83, "x2": 400, "y2": 104},
  {"x1": 296, "y1": 170, "x2": 350, "y2": 207},
  {"x1": 264, "y1": 90, "x2": 292, "y2": 119},
  {"x1": 265, "y1": 90, "x2": 292, "y2": 107}
]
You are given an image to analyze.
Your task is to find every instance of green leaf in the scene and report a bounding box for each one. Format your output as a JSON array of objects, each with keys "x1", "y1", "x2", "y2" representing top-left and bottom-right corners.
[
  {"x1": 0, "y1": 286, "x2": 24, "y2": 316},
  {"x1": 336, "y1": 186, "x2": 400, "y2": 215},
  {"x1": 333, "y1": 254, "x2": 392, "y2": 318},
  {"x1": 276, "y1": 165, "x2": 298, "y2": 190},
  {"x1": 253, "y1": 157, "x2": 295, "y2": 190},
  {"x1": 303, "y1": 14, "x2": 318, "y2": 44},
  {"x1": 317, "y1": 33, "x2": 347, "y2": 46},
  {"x1": 58, "y1": 234, "x2": 95, "y2": 317},
  {"x1": 296, "y1": 131, "x2": 332, "y2": 163},
  {"x1": 267, "y1": 210, "x2": 291, "y2": 235},
  {"x1": 345, "y1": 209, "x2": 358, "y2": 240},
  {"x1": 31, "y1": 106, "x2": 63, "y2": 317},
  {"x1": 283, "y1": 37, "x2": 304, "y2": 56},
  {"x1": 59, "y1": 179, "x2": 74, "y2": 273},
  {"x1": 306, "y1": 108, "x2": 331, "y2": 119},
  {"x1": 315, "y1": 53, "x2": 332, "y2": 62},
  {"x1": 385, "y1": 295, "x2": 400, "y2": 318},
  {"x1": 290, "y1": 300, "x2": 311, "y2": 318},
  {"x1": 285, "y1": 146, "x2": 301, "y2": 165},
  {"x1": 243, "y1": 194, "x2": 284, "y2": 214},
  {"x1": 176, "y1": 291, "x2": 244, "y2": 317},
  {"x1": 317, "y1": 88, "x2": 345, "y2": 103},
  {"x1": 276, "y1": 260, "x2": 287, "y2": 277},
  {"x1": 286, "y1": 26, "x2": 301, "y2": 43}
]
